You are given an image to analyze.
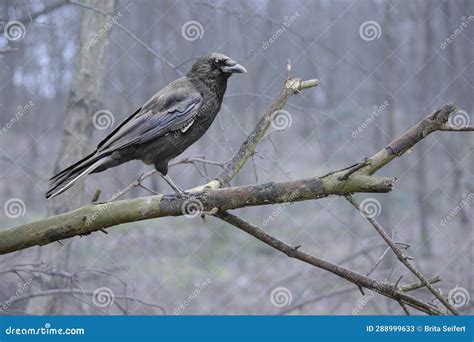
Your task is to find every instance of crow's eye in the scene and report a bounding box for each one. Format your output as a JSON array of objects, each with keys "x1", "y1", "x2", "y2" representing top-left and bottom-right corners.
[{"x1": 213, "y1": 59, "x2": 221, "y2": 67}]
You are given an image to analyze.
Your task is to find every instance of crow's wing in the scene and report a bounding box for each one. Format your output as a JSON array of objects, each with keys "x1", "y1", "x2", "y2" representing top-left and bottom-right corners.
[
  {"x1": 50, "y1": 83, "x2": 202, "y2": 182},
  {"x1": 97, "y1": 88, "x2": 203, "y2": 154}
]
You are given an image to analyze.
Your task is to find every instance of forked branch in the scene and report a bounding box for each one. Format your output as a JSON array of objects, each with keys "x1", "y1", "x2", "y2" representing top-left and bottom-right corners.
[{"x1": 0, "y1": 69, "x2": 469, "y2": 315}]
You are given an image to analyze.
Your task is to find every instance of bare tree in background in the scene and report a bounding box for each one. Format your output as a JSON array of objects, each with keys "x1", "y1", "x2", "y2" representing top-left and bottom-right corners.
[{"x1": 27, "y1": 0, "x2": 114, "y2": 315}]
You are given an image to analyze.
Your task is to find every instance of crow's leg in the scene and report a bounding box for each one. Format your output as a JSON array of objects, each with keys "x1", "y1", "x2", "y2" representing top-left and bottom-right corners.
[
  {"x1": 154, "y1": 160, "x2": 192, "y2": 197},
  {"x1": 158, "y1": 172, "x2": 186, "y2": 197}
]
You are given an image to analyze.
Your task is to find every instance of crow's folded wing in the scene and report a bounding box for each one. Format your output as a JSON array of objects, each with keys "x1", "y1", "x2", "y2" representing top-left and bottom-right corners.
[{"x1": 97, "y1": 89, "x2": 203, "y2": 154}]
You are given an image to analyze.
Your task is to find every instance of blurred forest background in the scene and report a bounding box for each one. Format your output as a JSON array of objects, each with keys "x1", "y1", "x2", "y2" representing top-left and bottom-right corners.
[{"x1": 0, "y1": 0, "x2": 472, "y2": 315}]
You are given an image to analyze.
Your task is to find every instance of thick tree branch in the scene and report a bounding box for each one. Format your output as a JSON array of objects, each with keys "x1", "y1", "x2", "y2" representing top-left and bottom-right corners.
[
  {"x1": 306, "y1": 105, "x2": 462, "y2": 192},
  {"x1": 359, "y1": 103, "x2": 460, "y2": 175},
  {"x1": 0, "y1": 174, "x2": 392, "y2": 255}
]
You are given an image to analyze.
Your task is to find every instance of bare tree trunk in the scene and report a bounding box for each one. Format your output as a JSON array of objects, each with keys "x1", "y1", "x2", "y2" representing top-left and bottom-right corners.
[
  {"x1": 416, "y1": 1, "x2": 434, "y2": 261},
  {"x1": 377, "y1": 2, "x2": 397, "y2": 276},
  {"x1": 26, "y1": 0, "x2": 114, "y2": 315},
  {"x1": 443, "y1": 0, "x2": 470, "y2": 229}
]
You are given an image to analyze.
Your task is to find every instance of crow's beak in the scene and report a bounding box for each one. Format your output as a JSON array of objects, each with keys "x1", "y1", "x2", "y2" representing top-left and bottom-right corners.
[{"x1": 221, "y1": 62, "x2": 247, "y2": 74}]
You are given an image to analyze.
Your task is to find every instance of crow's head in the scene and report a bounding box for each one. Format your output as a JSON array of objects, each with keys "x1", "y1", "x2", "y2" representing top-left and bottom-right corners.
[{"x1": 188, "y1": 53, "x2": 247, "y2": 81}]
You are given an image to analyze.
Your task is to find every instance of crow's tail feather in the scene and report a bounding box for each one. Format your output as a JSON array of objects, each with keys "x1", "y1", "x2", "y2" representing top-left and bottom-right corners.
[
  {"x1": 45, "y1": 157, "x2": 105, "y2": 199},
  {"x1": 49, "y1": 150, "x2": 100, "y2": 182}
]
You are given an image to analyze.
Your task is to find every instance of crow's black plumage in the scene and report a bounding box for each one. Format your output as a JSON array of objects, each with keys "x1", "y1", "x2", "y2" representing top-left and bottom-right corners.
[{"x1": 46, "y1": 53, "x2": 246, "y2": 198}]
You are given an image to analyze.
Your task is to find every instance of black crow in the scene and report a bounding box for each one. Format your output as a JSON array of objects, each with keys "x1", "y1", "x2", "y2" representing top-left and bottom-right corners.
[{"x1": 46, "y1": 53, "x2": 246, "y2": 199}]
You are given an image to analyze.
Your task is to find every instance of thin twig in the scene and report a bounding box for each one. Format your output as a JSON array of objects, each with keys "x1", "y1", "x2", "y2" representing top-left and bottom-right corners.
[
  {"x1": 214, "y1": 210, "x2": 443, "y2": 315},
  {"x1": 399, "y1": 301, "x2": 410, "y2": 315},
  {"x1": 91, "y1": 188, "x2": 102, "y2": 203},
  {"x1": 0, "y1": 265, "x2": 165, "y2": 315},
  {"x1": 280, "y1": 276, "x2": 442, "y2": 315},
  {"x1": 366, "y1": 246, "x2": 391, "y2": 276},
  {"x1": 400, "y1": 276, "x2": 442, "y2": 292},
  {"x1": 8, "y1": 288, "x2": 166, "y2": 314},
  {"x1": 439, "y1": 125, "x2": 474, "y2": 131},
  {"x1": 345, "y1": 195, "x2": 459, "y2": 315}
]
